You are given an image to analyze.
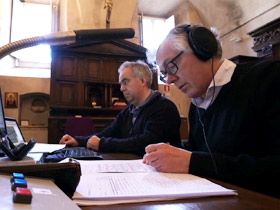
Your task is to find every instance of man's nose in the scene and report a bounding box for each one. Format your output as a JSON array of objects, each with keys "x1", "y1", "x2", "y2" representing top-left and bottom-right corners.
[
  {"x1": 166, "y1": 74, "x2": 178, "y2": 84},
  {"x1": 120, "y1": 84, "x2": 126, "y2": 91}
]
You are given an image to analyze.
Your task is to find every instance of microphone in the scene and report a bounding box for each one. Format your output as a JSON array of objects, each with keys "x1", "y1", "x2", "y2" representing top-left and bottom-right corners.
[
  {"x1": 42, "y1": 28, "x2": 135, "y2": 45},
  {"x1": 74, "y1": 28, "x2": 135, "y2": 43},
  {"x1": 0, "y1": 28, "x2": 135, "y2": 59}
]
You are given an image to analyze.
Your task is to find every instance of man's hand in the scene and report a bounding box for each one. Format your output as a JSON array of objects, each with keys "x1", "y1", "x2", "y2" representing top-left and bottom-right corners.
[
  {"x1": 87, "y1": 135, "x2": 100, "y2": 151},
  {"x1": 59, "y1": 134, "x2": 79, "y2": 147},
  {"x1": 143, "y1": 143, "x2": 192, "y2": 173}
]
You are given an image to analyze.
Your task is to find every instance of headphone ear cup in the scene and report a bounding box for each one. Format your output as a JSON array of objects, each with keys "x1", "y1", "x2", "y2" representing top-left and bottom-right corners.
[{"x1": 187, "y1": 26, "x2": 218, "y2": 61}]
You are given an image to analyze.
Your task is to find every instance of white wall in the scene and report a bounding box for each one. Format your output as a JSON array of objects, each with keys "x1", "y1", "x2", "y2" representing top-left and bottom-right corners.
[
  {"x1": 0, "y1": 76, "x2": 50, "y2": 143},
  {"x1": 158, "y1": 84, "x2": 191, "y2": 118},
  {"x1": 175, "y1": 0, "x2": 280, "y2": 59},
  {"x1": 0, "y1": 76, "x2": 50, "y2": 120}
]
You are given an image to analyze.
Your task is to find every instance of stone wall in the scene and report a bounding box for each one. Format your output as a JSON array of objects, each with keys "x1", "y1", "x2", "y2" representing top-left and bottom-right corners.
[{"x1": 59, "y1": 0, "x2": 139, "y2": 44}]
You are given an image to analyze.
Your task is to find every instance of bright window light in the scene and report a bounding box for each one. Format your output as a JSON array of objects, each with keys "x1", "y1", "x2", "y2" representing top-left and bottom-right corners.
[
  {"x1": 11, "y1": 1, "x2": 52, "y2": 64},
  {"x1": 142, "y1": 15, "x2": 175, "y2": 84},
  {"x1": 142, "y1": 15, "x2": 175, "y2": 63}
]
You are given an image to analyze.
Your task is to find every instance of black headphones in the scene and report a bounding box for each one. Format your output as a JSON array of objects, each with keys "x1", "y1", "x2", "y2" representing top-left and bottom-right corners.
[{"x1": 184, "y1": 25, "x2": 218, "y2": 61}]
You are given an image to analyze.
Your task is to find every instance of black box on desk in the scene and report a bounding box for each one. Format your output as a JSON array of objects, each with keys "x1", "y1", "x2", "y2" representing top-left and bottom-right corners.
[{"x1": 0, "y1": 159, "x2": 81, "y2": 198}]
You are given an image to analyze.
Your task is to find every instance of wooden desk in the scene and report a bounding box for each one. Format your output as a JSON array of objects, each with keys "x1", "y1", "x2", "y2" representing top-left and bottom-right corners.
[{"x1": 81, "y1": 153, "x2": 280, "y2": 210}]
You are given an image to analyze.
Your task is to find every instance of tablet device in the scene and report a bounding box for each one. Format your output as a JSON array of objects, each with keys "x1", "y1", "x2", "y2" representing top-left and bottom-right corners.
[
  {"x1": 5, "y1": 117, "x2": 25, "y2": 146},
  {"x1": 0, "y1": 86, "x2": 36, "y2": 160}
]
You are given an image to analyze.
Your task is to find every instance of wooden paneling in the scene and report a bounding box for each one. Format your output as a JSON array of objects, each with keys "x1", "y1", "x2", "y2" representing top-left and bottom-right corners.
[
  {"x1": 105, "y1": 59, "x2": 120, "y2": 83},
  {"x1": 57, "y1": 82, "x2": 77, "y2": 106},
  {"x1": 85, "y1": 58, "x2": 103, "y2": 81},
  {"x1": 56, "y1": 55, "x2": 77, "y2": 80}
]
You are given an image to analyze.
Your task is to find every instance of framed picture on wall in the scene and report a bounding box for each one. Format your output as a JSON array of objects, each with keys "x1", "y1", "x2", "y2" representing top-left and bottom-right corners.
[{"x1": 5, "y1": 92, "x2": 18, "y2": 108}]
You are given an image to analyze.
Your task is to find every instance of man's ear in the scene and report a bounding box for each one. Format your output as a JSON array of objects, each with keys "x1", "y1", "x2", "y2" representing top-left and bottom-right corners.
[{"x1": 140, "y1": 77, "x2": 147, "y2": 87}]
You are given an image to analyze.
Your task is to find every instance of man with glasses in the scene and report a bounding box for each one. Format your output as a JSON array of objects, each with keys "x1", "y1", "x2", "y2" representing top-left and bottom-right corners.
[
  {"x1": 60, "y1": 60, "x2": 181, "y2": 156},
  {"x1": 143, "y1": 23, "x2": 280, "y2": 198}
]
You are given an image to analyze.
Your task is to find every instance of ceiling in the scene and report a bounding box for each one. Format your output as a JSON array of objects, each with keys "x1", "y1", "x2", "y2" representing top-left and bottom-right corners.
[{"x1": 138, "y1": 0, "x2": 185, "y2": 18}]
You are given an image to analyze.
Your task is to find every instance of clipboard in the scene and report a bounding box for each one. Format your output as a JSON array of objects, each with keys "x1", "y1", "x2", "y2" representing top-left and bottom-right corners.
[{"x1": 0, "y1": 159, "x2": 81, "y2": 198}]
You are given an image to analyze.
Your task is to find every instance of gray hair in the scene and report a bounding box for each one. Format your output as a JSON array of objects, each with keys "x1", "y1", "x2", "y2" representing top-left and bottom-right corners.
[
  {"x1": 164, "y1": 23, "x2": 223, "y2": 59},
  {"x1": 118, "y1": 60, "x2": 153, "y2": 87}
]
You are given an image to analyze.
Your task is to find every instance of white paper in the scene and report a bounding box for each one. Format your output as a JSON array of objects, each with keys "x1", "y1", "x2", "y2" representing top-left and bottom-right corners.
[
  {"x1": 74, "y1": 173, "x2": 236, "y2": 199},
  {"x1": 73, "y1": 160, "x2": 237, "y2": 205},
  {"x1": 77, "y1": 159, "x2": 156, "y2": 174},
  {"x1": 29, "y1": 143, "x2": 65, "y2": 153}
]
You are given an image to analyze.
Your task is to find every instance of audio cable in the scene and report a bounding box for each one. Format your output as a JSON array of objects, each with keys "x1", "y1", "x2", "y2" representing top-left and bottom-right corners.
[{"x1": 194, "y1": 58, "x2": 219, "y2": 178}]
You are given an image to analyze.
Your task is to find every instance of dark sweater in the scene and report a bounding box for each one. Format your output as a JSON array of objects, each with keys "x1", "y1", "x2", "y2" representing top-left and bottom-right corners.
[
  {"x1": 76, "y1": 91, "x2": 181, "y2": 156},
  {"x1": 187, "y1": 59, "x2": 280, "y2": 198}
]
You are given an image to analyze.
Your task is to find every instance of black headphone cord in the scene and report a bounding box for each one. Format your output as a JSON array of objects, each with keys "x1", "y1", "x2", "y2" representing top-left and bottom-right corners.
[
  {"x1": 209, "y1": 57, "x2": 216, "y2": 106},
  {"x1": 194, "y1": 57, "x2": 219, "y2": 178}
]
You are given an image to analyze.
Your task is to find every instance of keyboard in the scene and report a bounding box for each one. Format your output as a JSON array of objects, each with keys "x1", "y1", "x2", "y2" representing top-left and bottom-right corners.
[{"x1": 42, "y1": 147, "x2": 103, "y2": 163}]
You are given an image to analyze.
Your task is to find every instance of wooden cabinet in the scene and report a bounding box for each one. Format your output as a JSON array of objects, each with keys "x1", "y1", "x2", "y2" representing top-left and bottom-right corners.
[
  {"x1": 230, "y1": 18, "x2": 280, "y2": 63},
  {"x1": 248, "y1": 17, "x2": 280, "y2": 59},
  {"x1": 48, "y1": 39, "x2": 158, "y2": 143}
]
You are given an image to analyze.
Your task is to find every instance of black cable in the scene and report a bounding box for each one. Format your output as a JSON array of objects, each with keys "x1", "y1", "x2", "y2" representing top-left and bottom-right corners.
[
  {"x1": 209, "y1": 58, "x2": 216, "y2": 107},
  {"x1": 195, "y1": 106, "x2": 219, "y2": 178},
  {"x1": 194, "y1": 58, "x2": 219, "y2": 178}
]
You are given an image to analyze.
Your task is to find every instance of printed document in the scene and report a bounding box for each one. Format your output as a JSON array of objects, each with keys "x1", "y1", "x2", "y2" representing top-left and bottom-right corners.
[
  {"x1": 73, "y1": 159, "x2": 237, "y2": 206},
  {"x1": 77, "y1": 159, "x2": 156, "y2": 173}
]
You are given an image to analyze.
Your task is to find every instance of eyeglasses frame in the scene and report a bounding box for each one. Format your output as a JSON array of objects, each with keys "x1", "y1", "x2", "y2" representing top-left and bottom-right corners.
[{"x1": 160, "y1": 51, "x2": 184, "y2": 82}]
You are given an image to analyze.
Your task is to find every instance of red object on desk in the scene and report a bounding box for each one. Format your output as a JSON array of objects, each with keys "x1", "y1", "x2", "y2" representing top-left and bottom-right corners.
[
  {"x1": 13, "y1": 187, "x2": 32, "y2": 204},
  {"x1": 15, "y1": 188, "x2": 31, "y2": 195}
]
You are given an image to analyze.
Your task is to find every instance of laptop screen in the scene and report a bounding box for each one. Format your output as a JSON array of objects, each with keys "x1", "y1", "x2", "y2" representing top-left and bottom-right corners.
[
  {"x1": 5, "y1": 118, "x2": 25, "y2": 146},
  {"x1": 0, "y1": 87, "x2": 7, "y2": 138}
]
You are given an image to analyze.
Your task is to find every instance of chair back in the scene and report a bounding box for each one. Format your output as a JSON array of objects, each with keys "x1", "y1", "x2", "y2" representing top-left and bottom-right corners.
[{"x1": 64, "y1": 117, "x2": 96, "y2": 136}]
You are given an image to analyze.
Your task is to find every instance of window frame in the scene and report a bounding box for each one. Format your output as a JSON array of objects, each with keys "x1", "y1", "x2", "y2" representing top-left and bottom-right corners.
[{"x1": 9, "y1": 0, "x2": 59, "y2": 68}]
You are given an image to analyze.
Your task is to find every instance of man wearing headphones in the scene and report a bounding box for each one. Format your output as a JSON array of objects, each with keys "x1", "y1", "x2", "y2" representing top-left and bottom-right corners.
[{"x1": 143, "y1": 23, "x2": 280, "y2": 198}]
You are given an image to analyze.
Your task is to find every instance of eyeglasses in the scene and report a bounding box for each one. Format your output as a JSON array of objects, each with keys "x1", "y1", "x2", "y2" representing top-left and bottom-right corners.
[{"x1": 160, "y1": 51, "x2": 184, "y2": 83}]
